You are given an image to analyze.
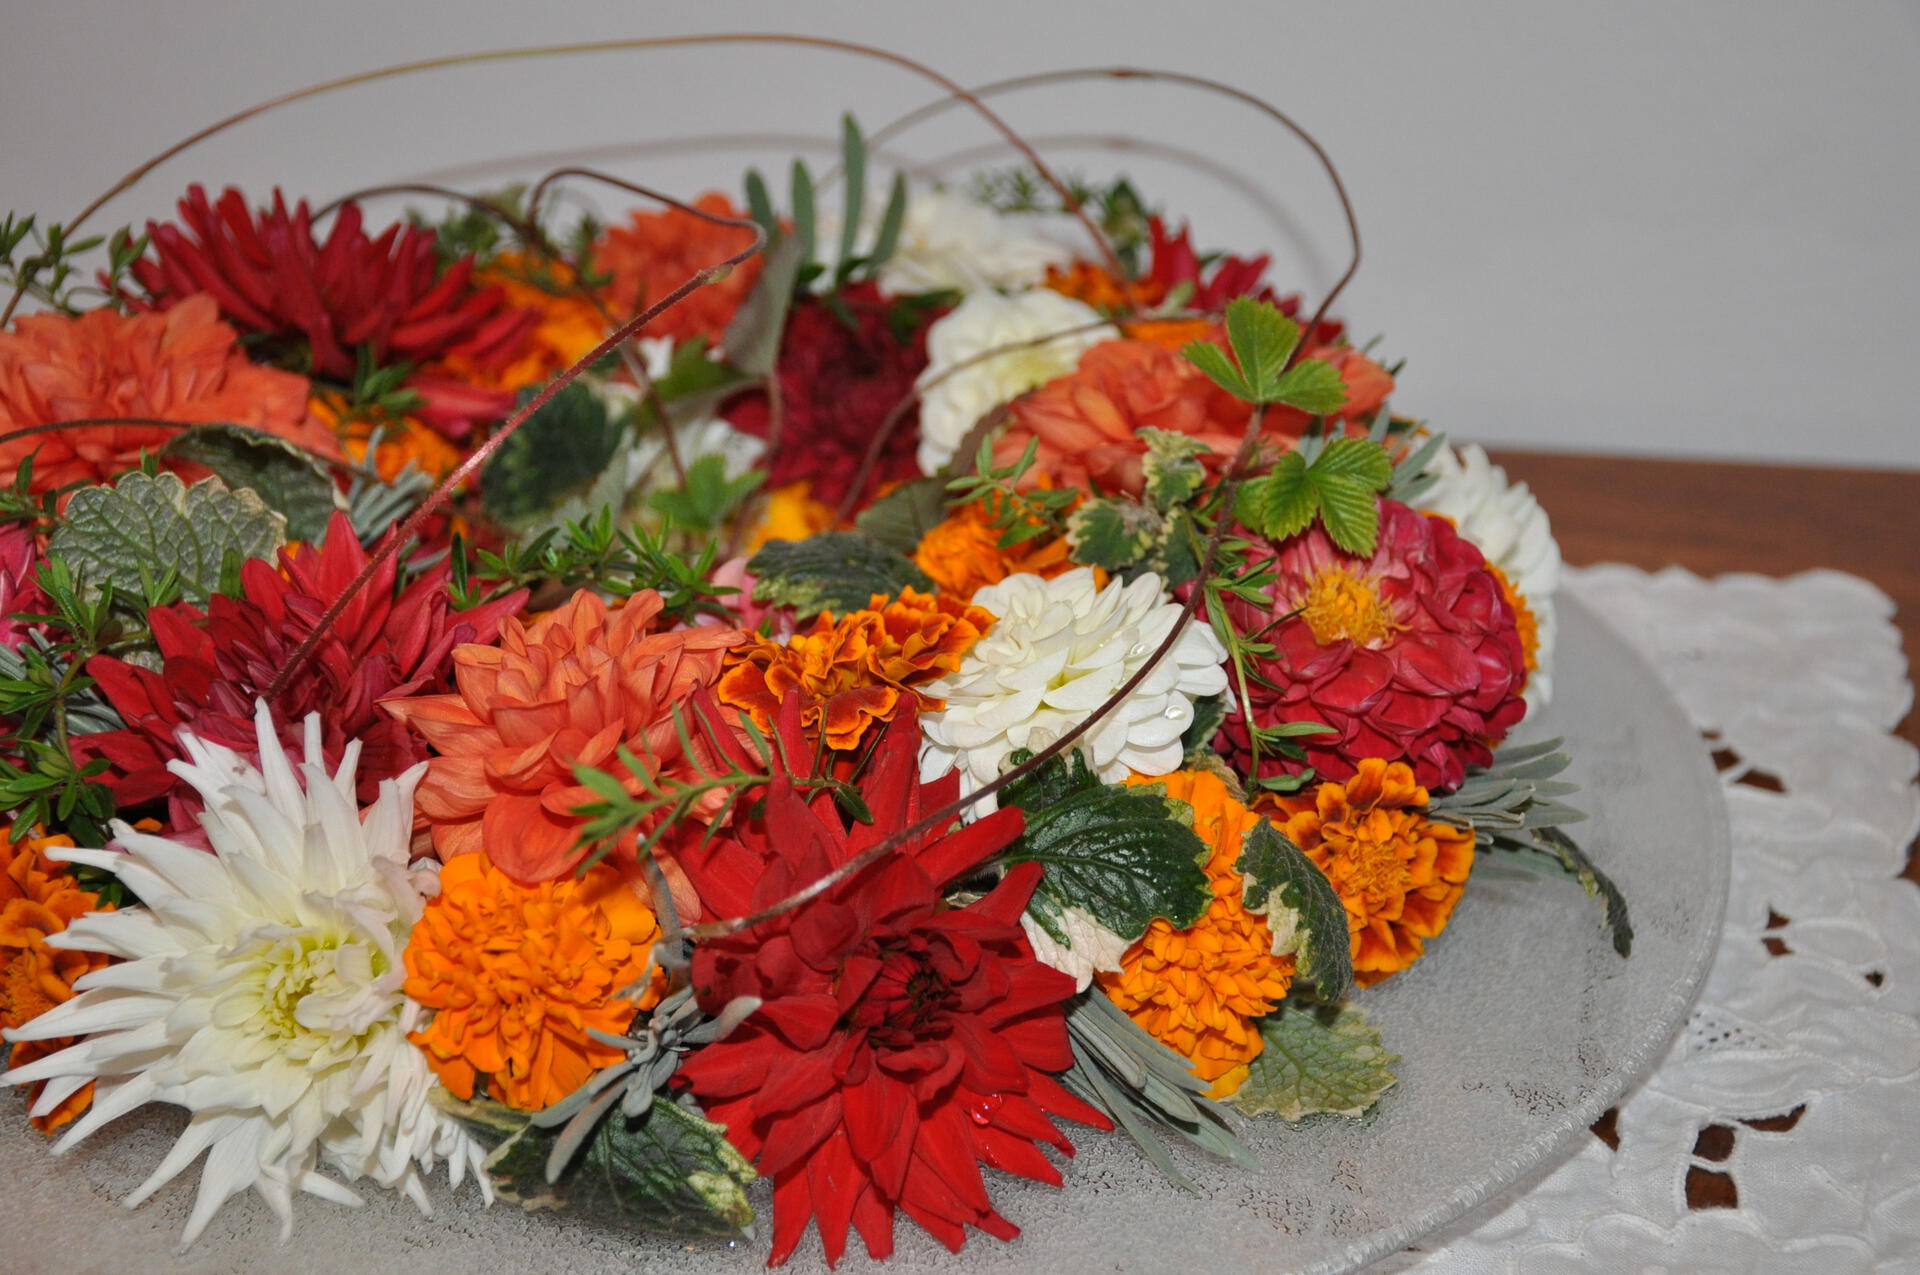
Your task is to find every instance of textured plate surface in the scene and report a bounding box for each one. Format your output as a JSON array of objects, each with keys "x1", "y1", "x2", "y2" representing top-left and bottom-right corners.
[{"x1": 0, "y1": 593, "x2": 1729, "y2": 1274}]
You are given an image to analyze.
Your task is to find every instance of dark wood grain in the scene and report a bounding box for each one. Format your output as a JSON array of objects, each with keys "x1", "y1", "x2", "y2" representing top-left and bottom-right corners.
[{"x1": 1488, "y1": 450, "x2": 1920, "y2": 884}]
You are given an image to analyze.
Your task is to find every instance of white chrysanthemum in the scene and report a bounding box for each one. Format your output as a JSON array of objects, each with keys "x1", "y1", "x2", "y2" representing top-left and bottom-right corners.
[
  {"x1": 1021, "y1": 908, "x2": 1131, "y2": 993},
  {"x1": 915, "y1": 289, "x2": 1113, "y2": 474},
  {"x1": 2, "y1": 703, "x2": 487, "y2": 1248},
  {"x1": 1415, "y1": 441, "x2": 1561, "y2": 705},
  {"x1": 875, "y1": 186, "x2": 1074, "y2": 296},
  {"x1": 920, "y1": 569, "x2": 1228, "y2": 812}
]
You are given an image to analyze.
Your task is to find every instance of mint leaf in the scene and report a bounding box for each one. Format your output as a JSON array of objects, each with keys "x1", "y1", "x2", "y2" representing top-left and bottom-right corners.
[
  {"x1": 1139, "y1": 428, "x2": 1211, "y2": 510},
  {"x1": 1235, "y1": 819, "x2": 1353, "y2": 1001},
  {"x1": 1269, "y1": 358, "x2": 1349, "y2": 416},
  {"x1": 1233, "y1": 1000, "x2": 1398, "y2": 1120},
  {"x1": 1224, "y1": 296, "x2": 1302, "y2": 399},
  {"x1": 161, "y1": 424, "x2": 345, "y2": 544},
  {"x1": 439, "y1": 1091, "x2": 757, "y2": 1238},
  {"x1": 1180, "y1": 339, "x2": 1252, "y2": 400},
  {"x1": 1066, "y1": 496, "x2": 1166, "y2": 573},
  {"x1": 998, "y1": 752, "x2": 1211, "y2": 948},
  {"x1": 747, "y1": 530, "x2": 934, "y2": 620},
  {"x1": 50, "y1": 470, "x2": 286, "y2": 606},
  {"x1": 854, "y1": 475, "x2": 947, "y2": 555},
  {"x1": 480, "y1": 382, "x2": 627, "y2": 533}
]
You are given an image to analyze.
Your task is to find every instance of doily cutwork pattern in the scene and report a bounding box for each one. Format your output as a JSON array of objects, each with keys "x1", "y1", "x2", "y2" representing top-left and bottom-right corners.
[{"x1": 1383, "y1": 566, "x2": 1920, "y2": 1273}]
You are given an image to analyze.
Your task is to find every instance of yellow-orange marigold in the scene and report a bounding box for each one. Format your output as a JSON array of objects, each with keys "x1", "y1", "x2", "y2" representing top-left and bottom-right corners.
[
  {"x1": 1489, "y1": 562, "x2": 1541, "y2": 677},
  {"x1": 309, "y1": 390, "x2": 464, "y2": 481},
  {"x1": 1276, "y1": 758, "x2": 1476, "y2": 987},
  {"x1": 716, "y1": 586, "x2": 992, "y2": 751},
  {"x1": 0, "y1": 826, "x2": 114, "y2": 1132},
  {"x1": 403, "y1": 850, "x2": 667, "y2": 1111},
  {"x1": 593, "y1": 192, "x2": 763, "y2": 347},
  {"x1": 434, "y1": 253, "x2": 608, "y2": 394},
  {"x1": 1097, "y1": 770, "x2": 1296, "y2": 1099},
  {"x1": 0, "y1": 293, "x2": 338, "y2": 497},
  {"x1": 1044, "y1": 261, "x2": 1210, "y2": 349},
  {"x1": 913, "y1": 499, "x2": 1082, "y2": 601},
  {"x1": 744, "y1": 480, "x2": 837, "y2": 554}
]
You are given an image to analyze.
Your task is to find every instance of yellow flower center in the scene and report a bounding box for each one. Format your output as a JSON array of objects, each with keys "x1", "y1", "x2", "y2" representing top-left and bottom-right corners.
[{"x1": 1298, "y1": 567, "x2": 1398, "y2": 647}]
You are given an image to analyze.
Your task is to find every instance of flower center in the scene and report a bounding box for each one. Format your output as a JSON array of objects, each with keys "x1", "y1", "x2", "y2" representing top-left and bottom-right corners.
[
  {"x1": 1326, "y1": 815, "x2": 1419, "y2": 910},
  {"x1": 1297, "y1": 567, "x2": 1398, "y2": 647},
  {"x1": 211, "y1": 924, "x2": 397, "y2": 1071},
  {"x1": 846, "y1": 944, "x2": 954, "y2": 1045}
]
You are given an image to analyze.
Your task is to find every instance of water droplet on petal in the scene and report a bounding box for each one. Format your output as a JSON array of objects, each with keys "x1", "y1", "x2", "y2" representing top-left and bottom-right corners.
[{"x1": 969, "y1": 1093, "x2": 1005, "y2": 1125}]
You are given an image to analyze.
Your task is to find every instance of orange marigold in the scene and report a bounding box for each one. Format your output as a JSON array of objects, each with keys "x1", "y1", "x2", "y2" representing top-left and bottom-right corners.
[
  {"x1": 744, "y1": 480, "x2": 836, "y2": 554},
  {"x1": 1097, "y1": 771, "x2": 1296, "y2": 1099},
  {"x1": 913, "y1": 499, "x2": 1081, "y2": 601},
  {"x1": 593, "y1": 192, "x2": 763, "y2": 347},
  {"x1": 1489, "y1": 562, "x2": 1542, "y2": 676},
  {"x1": 403, "y1": 850, "x2": 667, "y2": 1111},
  {"x1": 0, "y1": 293, "x2": 339, "y2": 497},
  {"x1": 433, "y1": 252, "x2": 608, "y2": 394},
  {"x1": 716, "y1": 587, "x2": 992, "y2": 751},
  {"x1": 1043, "y1": 261, "x2": 1209, "y2": 349},
  {"x1": 1276, "y1": 758, "x2": 1476, "y2": 987},
  {"x1": 0, "y1": 826, "x2": 113, "y2": 1132},
  {"x1": 381, "y1": 589, "x2": 744, "y2": 892},
  {"x1": 309, "y1": 389, "x2": 464, "y2": 481}
]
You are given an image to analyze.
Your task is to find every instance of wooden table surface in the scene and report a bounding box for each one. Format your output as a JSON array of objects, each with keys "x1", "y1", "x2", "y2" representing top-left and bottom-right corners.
[{"x1": 1489, "y1": 450, "x2": 1919, "y2": 883}]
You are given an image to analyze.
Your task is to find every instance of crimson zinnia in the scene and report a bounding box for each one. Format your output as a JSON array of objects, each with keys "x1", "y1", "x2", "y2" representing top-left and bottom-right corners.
[
  {"x1": 1217, "y1": 499, "x2": 1527, "y2": 793},
  {"x1": 77, "y1": 512, "x2": 522, "y2": 825},
  {"x1": 677, "y1": 704, "x2": 1108, "y2": 1267},
  {"x1": 129, "y1": 186, "x2": 537, "y2": 390},
  {"x1": 722, "y1": 281, "x2": 940, "y2": 508}
]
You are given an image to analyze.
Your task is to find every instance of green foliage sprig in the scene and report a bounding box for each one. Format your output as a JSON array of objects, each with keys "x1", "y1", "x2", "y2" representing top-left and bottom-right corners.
[
  {"x1": 744, "y1": 113, "x2": 909, "y2": 295},
  {"x1": 450, "y1": 507, "x2": 738, "y2": 624},
  {"x1": 1, "y1": 213, "x2": 146, "y2": 318},
  {"x1": 946, "y1": 434, "x2": 1076, "y2": 548}
]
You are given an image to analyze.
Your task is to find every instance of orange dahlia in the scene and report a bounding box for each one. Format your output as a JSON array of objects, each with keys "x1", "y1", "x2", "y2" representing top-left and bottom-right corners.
[
  {"x1": 1274, "y1": 758, "x2": 1476, "y2": 986},
  {"x1": 381, "y1": 589, "x2": 744, "y2": 890},
  {"x1": 431, "y1": 252, "x2": 608, "y2": 395},
  {"x1": 1097, "y1": 770, "x2": 1296, "y2": 1098},
  {"x1": 913, "y1": 498, "x2": 1081, "y2": 601},
  {"x1": 0, "y1": 826, "x2": 114, "y2": 1132},
  {"x1": 593, "y1": 192, "x2": 763, "y2": 346},
  {"x1": 716, "y1": 586, "x2": 992, "y2": 751},
  {"x1": 403, "y1": 850, "x2": 667, "y2": 1111},
  {"x1": 996, "y1": 338, "x2": 1254, "y2": 496},
  {"x1": 0, "y1": 293, "x2": 337, "y2": 496}
]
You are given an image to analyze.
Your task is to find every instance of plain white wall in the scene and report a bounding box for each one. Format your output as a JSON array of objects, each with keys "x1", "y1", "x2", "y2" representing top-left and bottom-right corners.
[{"x1": 2, "y1": 0, "x2": 1915, "y2": 469}]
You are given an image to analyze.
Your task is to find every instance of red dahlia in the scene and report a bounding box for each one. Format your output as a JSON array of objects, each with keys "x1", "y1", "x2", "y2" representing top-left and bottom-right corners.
[
  {"x1": 1218, "y1": 499, "x2": 1527, "y2": 793},
  {"x1": 677, "y1": 705, "x2": 1107, "y2": 1267},
  {"x1": 76, "y1": 512, "x2": 523, "y2": 825},
  {"x1": 722, "y1": 281, "x2": 940, "y2": 507},
  {"x1": 129, "y1": 186, "x2": 538, "y2": 388}
]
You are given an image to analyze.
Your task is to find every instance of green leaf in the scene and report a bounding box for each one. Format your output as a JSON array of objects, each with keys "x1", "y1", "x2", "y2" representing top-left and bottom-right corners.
[
  {"x1": 789, "y1": 159, "x2": 816, "y2": 279},
  {"x1": 1233, "y1": 454, "x2": 1315, "y2": 540},
  {"x1": 721, "y1": 230, "x2": 805, "y2": 379},
  {"x1": 1268, "y1": 358, "x2": 1349, "y2": 416},
  {"x1": 1314, "y1": 477, "x2": 1381, "y2": 556},
  {"x1": 1179, "y1": 339, "x2": 1251, "y2": 400},
  {"x1": 479, "y1": 382, "x2": 627, "y2": 533},
  {"x1": 439, "y1": 1091, "x2": 757, "y2": 1238},
  {"x1": 1223, "y1": 296, "x2": 1302, "y2": 400},
  {"x1": 161, "y1": 424, "x2": 346, "y2": 543},
  {"x1": 865, "y1": 172, "x2": 910, "y2": 278},
  {"x1": 747, "y1": 531, "x2": 934, "y2": 620},
  {"x1": 1313, "y1": 436, "x2": 1395, "y2": 488},
  {"x1": 1521, "y1": 827, "x2": 1633, "y2": 958},
  {"x1": 854, "y1": 475, "x2": 948, "y2": 555},
  {"x1": 743, "y1": 169, "x2": 777, "y2": 236},
  {"x1": 1179, "y1": 692, "x2": 1228, "y2": 763},
  {"x1": 646, "y1": 454, "x2": 764, "y2": 533},
  {"x1": 1066, "y1": 497, "x2": 1165, "y2": 573},
  {"x1": 998, "y1": 753, "x2": 1211, "y2": 948},
  {"x1": 50, "y1": 470, "x2": 285, "y2": 607},
  {"x1": 1235, "y1": 820, "x2": 1353, "y2": 1001},
  {"x1": 1233, "y1": 1000, "x2": 1398, "y2": 1121},
  {"x1": 836, "y1": 113, "x2": 866, "y2": 279},
  {"x1": 1139, "y1": 428, "x2": 1210, "y2": 510}
]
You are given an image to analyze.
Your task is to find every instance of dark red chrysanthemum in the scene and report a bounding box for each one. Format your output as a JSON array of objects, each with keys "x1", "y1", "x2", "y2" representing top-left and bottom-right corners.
[
  {"x1": 1217, "y1": 499, "x2": 1527, "y2": 793},
  {"x1": 129, "y1": 186, "x2": 538, "y2": 391},
  {"x1": 1141, "y1": 214, "x2": 1284, "y2": 314},
  {"x1": 677, "y1": 705, "x2": 1108, "y2": 1267},
  {"x1": 722, "y1": 282, "x2": 942, "y2": 507},
  {"x1": 76, "y1": 511, "x2": 524, "y2": 826}
]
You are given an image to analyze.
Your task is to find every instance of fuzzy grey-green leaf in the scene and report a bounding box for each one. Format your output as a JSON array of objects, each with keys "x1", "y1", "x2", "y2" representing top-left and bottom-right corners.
[
  {"x1": 1232, "y1": 1000, "x2": 1398, "y2": 1120},
  {"x1": 51, "y1": 470, "x2": 285, "y2": 606},
  {"x1": 162, "y1": 424, "x2": 345, "y2": 543},
  {"x1": 748, "y1": 531, "x2": 934, "y2": 620}
]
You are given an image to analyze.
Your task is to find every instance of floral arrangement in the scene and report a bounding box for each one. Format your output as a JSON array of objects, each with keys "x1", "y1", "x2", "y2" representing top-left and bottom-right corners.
[{"x1": 0, "y1": 74, "x2": 1631, "y2": 1269}]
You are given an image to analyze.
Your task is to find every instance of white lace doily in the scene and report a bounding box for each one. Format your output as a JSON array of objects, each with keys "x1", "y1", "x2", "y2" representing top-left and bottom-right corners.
[{"x1": 1380, "y1": 566, "x2": 1920, "y2": 1274}]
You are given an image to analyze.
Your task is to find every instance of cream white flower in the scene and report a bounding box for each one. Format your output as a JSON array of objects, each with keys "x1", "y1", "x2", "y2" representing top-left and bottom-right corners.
[
  {"x1": 915, "y1": 289, "x2": 1113, "y2": 474},
  {"x1": 3, "y1": 704, "x2": 486, "y2": 1247},
  {"x1": 920, "y1": 568, "x2": 1228, "y2": 812},
  {"x1": 1415, "y1": 441, "x2": 1561, "y2": 705},
  {"x1": 1021, "y1": 908, "x2": 1131, "y2": 993},
  {"x1": 876, "y1": 186, "x2": 1074, "y2": 296}
]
